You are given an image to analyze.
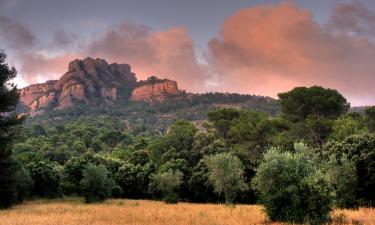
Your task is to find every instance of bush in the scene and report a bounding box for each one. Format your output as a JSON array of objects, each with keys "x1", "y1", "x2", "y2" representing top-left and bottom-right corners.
[
  {"x1": 252, "y1": 143, "x2": 333, "y2": 225},
  {"x1": 148, "y1": 170, "x2": 183, "y2": 204},
  {"x1": 80, "y1": 164, "x2": 114, "y2": 203},
  {"x1": 324, "y1": 133, "x2": 375, "y2": 206},
  {"x1": 205, "y1": 153, "x2": 248, "y2": 204},
  {"x1": 326, "y1": 154, "x2": 357, "y2": 208},
  {"x1": 27, "y1": 161, "x2": 62, "y2": 198}
]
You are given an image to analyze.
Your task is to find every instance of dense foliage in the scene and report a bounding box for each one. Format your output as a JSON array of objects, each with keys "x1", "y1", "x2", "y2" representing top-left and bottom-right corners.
[
  {"x1": 1, "y1": 49, "x2": 374, "y2": 223},
  {"x1": 252, "y1": 143, "x2": 333, "y2": 224},
  {"x1": 0, "y1": 51, "x2": 28, "y2": 208}
]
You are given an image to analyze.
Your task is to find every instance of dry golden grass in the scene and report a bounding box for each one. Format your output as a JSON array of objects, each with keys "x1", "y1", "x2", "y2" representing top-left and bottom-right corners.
[{"x1": 0, "y1": 198, "x2": 373, "y2": 225}]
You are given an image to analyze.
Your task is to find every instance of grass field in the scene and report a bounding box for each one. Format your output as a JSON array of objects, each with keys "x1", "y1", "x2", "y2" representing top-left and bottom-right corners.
[{"x1": 0, "y1": 198, "x2": 374, "y2": 225}]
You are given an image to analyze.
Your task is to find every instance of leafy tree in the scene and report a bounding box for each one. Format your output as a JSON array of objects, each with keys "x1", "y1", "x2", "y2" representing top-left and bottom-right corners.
[
  {"x1": 365, "y1": 106, "x2": 375, "y2": 132},
  {"x1": 72, "y1": 140, "x2": 87, "y2": 154},
  {"x1": 149, "y1": 120, "x2": 197, "y2": 164},
  {"x1": 61, "y1": 154, "x2": 93, "y2": 194},
  {"x1": 324, "y1": 133, "x2": 375, "y2": 206},
  {"x1": 27, "y1": 161, "x2": 62, "y2": 198},
  {"x1": 205, "y1": 153, "x2": 248, "y2": 204},
  {"x1": 207, "y1": 108, "x2": 240, "y2": 139},
  {"x1": 80, "y1": 163, "x2": 114, "y2": 203},
  {"x1": 278, "y1": 86, "x2": 349, "y2": 146},
  {"x1": 252, "y1": 143, "x2": 333, "y2": 224},
  {"x1": 115, "y1": 163, "x2": 144, "y2": 198},
  {"x1": 188, "y1": 160, "x2": 218, "y2": 203},
  {"x1": 278, "y1": 86, "x2": 349, "y2": 121},
  {"x1": 0, "y1": 50, "x2": 25, "y2": 208},
  {"x1": 326, "y1": 154, "x2": 357, "y2": 208},
  {"x1": 329, "y1": 116, "x2": 367, "y2": 141},
  {"x1": 148, "y1": 169, "x2": 183, "y2": 203}
]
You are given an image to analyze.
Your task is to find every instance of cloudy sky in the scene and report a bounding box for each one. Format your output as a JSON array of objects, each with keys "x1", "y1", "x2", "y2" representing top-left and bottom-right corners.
[{"x1": 1, "y1": 0, "x2": 375, "y2": 106}]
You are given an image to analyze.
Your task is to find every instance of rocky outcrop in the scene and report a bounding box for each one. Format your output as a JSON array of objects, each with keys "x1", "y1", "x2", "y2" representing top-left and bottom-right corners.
[
  {"x1": 18, "y1": 58, "x2": 183, "y2": 115},
  {"x1": 130, "y1": 76, "x2": 179, "y2": 103},
  {"x1": 19, "y1": 57, "x2": 137, "y2": 115}
]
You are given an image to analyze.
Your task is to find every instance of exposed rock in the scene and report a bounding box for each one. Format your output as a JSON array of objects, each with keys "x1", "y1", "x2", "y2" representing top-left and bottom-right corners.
[
  {"x1": 19, "y1": 57, "x2": 137, "y2": 114},
  {"x1": 130, "y1": 76, "x2": 179, "y2": 103}
]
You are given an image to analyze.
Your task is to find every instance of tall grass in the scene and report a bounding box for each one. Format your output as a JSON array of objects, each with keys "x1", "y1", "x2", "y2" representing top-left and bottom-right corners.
[{"x1": 0, "y1": 198, "x2": 373, "y2": 225}]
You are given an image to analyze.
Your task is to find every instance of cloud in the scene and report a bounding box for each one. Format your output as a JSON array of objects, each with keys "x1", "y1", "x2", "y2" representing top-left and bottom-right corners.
[
  {"x1": 17, "y1": 52, "x2": 81, "y2": 84},
  {"x1": 51, "y1": 30, "x2": 79, "y2": 49},
  {"x1": 87, "y1": 22, "x2": 208, "y2": 91},
  {"x1": 0, "y1": 15, "x2": 36, "y2": 50},
  {"x1": 207, "y1": 2, "x2": 375, "y2": 105},
  {"x1": 328, "y1": 1, "x2": 375, "y2": 37}
]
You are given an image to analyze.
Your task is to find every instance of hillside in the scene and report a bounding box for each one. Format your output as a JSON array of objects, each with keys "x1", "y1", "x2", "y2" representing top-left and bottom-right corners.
[{"x1": 18, "y1": 57, "x2": 280, "y2": 130}]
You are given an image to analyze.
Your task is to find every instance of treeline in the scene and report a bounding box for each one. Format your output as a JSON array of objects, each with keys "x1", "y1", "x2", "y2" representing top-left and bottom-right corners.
[{"x1": 1, "y1": 51, "x2": 375, "y2": 224}]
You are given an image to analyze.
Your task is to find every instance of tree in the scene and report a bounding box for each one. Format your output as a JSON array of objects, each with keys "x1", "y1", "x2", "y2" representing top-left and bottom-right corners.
[
  {"x1": 252, "y1": 143, "x2": 333, "y2": 224},
  {"x1": 329, "y1": 116, "x2": 367, "y2": 141},
  {"x1": 278, "y1": 86, "x2": 349, "y2": 121},
  {"x1": 326, "y1": 154, "x2": 357, "y2": 208},
  {"x1": 148, "y1": 170, "x2": 183, "y2": 203},
  {"x1": 324, "y1": 133, "x2": 375, "y2": 206},
  {"x1": 207, "y1": 108, "x2": 240, "y2": 139},
  {"x1": 0, "y1": 50, "x2": 25, "y2": 208},
  {"x1": 365, "y1": 106, "x2": 375, "y2": 132},
  {"x1": 80, "y1": 164, "x2": 114, "y2": 203},
  {"x1": 278, "y1": 86, "x2": 349, "y2": 146},
  {"x1": 205, "y1": 153, "x2": 248, "y2": 204},
  {"x1": 27, "y1": 161, "x2": 62, "y2": 198}
]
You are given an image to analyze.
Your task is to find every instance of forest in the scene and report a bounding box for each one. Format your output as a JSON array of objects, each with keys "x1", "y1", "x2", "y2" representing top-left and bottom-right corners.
[{"x1": 1, "y1": 51, "x2": 375, "y2": 225}]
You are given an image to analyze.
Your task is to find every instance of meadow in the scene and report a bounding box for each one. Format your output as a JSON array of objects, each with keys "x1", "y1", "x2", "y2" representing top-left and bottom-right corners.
[{"x1": 0, "y1": 198, "x2": 374, "y2": 225}]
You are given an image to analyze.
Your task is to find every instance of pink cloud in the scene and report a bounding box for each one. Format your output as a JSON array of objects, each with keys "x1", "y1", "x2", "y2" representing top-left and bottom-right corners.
[
  {"x1": 207, "y1": 3, "x2": 375, "y2": 105},
  {"x1": 87, "y1": 23, "x2": 208, "y2": 92}
]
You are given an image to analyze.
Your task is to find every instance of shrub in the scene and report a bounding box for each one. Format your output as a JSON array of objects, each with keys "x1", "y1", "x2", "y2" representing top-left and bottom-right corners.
[
  {"x1": 324, "y1": 133, "x2": 375, "y2": 206},
  {"x1": 252, "y1": 143, "x2": 333, "y2": 225},
  {"x1": 27, "y1": 161, "x2": 62, "y2": 198},
  {"x1": 205, "y1": 153, "x2": 248, "y2": 204},
  {"x1": 149, "y1": 170, "x2": 183, "y2": 204},
  {"x1": 80, "y1": 164, "x2": 114, "y2": 203}
]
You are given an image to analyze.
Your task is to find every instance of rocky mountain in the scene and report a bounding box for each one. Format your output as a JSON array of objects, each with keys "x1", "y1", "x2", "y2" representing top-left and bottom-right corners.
[
  {"x1": 130, "y1": 76, "x2": 179, "y2": 103},
  {"x1": 18, "y1": 58, "x2": 180, "y2": 115}
]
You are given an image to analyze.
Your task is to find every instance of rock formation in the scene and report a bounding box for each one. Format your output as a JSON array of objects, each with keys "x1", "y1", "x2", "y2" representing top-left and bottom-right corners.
[
  {"x1": 19, "y1": 57, "x2": 137, "y2": 115},
  {"x1": 130, "y1": 76, "x2": 179, "y2": 103},
  {"x1": 18, "y1": 58, "x2": 181, "y2": 115}
]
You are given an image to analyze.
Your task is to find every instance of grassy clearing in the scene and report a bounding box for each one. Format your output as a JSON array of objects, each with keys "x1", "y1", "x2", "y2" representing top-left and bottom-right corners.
[{"x1": 0, "y1": 198, "x2": 373, "y2": 225}]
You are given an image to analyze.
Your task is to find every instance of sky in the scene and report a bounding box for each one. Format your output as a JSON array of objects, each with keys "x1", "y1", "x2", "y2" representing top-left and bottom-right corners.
[{"x1": 0, "y1": 0, "x2": 375, "y2": 106}]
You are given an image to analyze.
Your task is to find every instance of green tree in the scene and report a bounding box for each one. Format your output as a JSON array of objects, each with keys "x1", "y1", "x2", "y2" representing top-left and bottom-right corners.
[
  {"x1": 148, "y1": 169, "x2": 183, "y2": 203},
  {"x1": 330, "y1": 116, "x2": 367, "y2": 141},
  {"x1": 365, "y1": 106, "x2": 375, "y2": 132},
  {"x1": 252, "y1": 143, "x2": 333, "y2": 224},
  {"x1": 80, "y1": 164, "x2": 114, "y2": 203},
  {"x1": 207, "y1": 108, "x2": 240, "y2": 139},
  {"x1": 326, "y1": 154, "x2": 357, "y2": 208},
  {"x1": 27, "y1": 161, "x2": 62, "y2": 198},
  {"x1": 324, "y1": 133, "x2": 375, "y2": 206},
  {"x1": 0, "y1": 50, "x2": 25, "y2": 208},
  {"x1": 205, "y1": 153, "x2": 248, "y2": 204},
  {"x1": 278, "y1": 86, "x2": 349, "y2": 146}
]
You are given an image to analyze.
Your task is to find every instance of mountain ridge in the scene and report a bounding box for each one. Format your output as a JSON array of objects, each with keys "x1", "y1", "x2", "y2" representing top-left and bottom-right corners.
[{"x1": 18, "y1": 57, "x2": 181, "y2": 115}]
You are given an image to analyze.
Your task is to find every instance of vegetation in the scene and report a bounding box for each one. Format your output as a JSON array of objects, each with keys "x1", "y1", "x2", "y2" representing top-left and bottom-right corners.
[
  {"x1": 252, "y1": 143, "x2": 333, "y2": 224},
  {"x1": 0, "y1": 51, "x2": 28, "y2": 208},
  {"x1": 80, "y1": 164, "x2": 114, "y2": 203},
  {"x1": 1, "y1": 48, "x2": 375, "y2": 224},
  {"x1": 0, "y1": 198, "x2": 374, "y2": 225},
  {"x1": 205, "y1": 153, "x2": 247, "y2": 204}
]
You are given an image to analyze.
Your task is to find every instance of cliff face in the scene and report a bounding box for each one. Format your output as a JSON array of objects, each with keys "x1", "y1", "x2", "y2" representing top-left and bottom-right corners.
[
  {"x1": 130, "y1": 77, "x2": 179, "y2": 103},
  {"x1": 19, "y1": 57, "x2": 137, "y2": 115},
  {"x1": 19, "y1": 58, "x2": 181, "y2": 115}
]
